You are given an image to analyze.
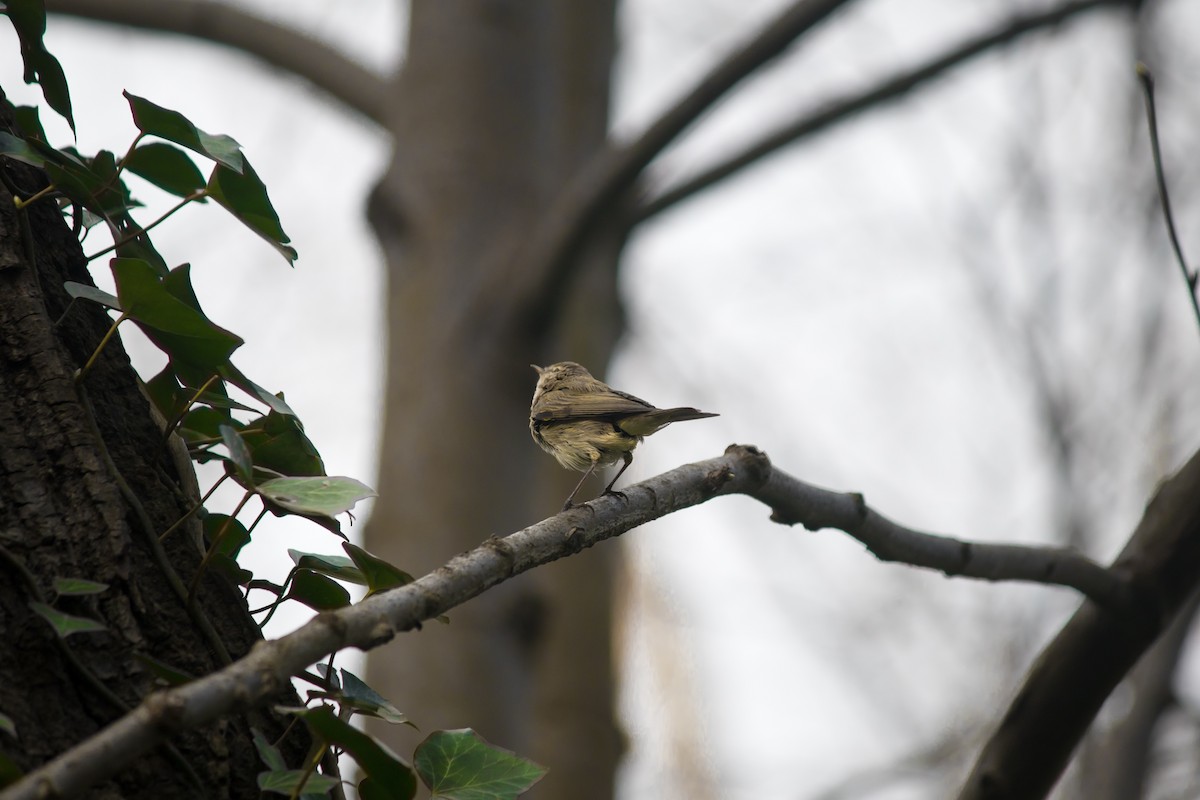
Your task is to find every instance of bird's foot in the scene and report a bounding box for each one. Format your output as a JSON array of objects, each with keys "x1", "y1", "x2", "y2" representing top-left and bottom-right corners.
[{"x1": 602, "y1": 488, "x2": 628, "y2": 503}]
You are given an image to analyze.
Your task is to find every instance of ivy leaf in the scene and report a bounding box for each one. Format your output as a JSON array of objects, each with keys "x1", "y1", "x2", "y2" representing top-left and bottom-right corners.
[
  {"x1": 343, "y1": 543, "x2": 413, "y2": 598},
  {"x1": 258, "y1": 476, "x2": 376, "y2": 518},
  {"x1": 252, "y1": 729, "x2": 287, "y2": 772},
  {"x1": 207, "y1": 160, "x2": 297, "y2": 264},
  {"x1": 63, "y1": 282, "x2": 120, "y2": 310},
  {"x1": 287, "y1": 550, "x2": 365, "y2": 585},
  {"x1": 257, "y1": 769, "x2": 339, "y2": 796},
  {"x1": 124, "y1": 142, "x2": 207, "y2": 198},
  {"x1": 339, "y1": 669, "x2": 411, "y2": 726},
  {"x1": 29, "y1": 602, "x2": 106, "y2": 638},
  {"x1": 287, "y1": 570, "x2": 350, "y2": 611},
  {"x1": 219, "y1": 362, "x2": 295, "y2": 416},
  {"x1": 414, "y1": 729, "x2": 546, "y2": 800},
  {"x1": 52, "y1": 578, "x2": 108, "y2": 596},
  {"x1": 298, "y1": 706, "x2": 416, "y2": 799},
  {"x1": 240, "y1": 411, "x2": 324, "y2": 478},
  {"x1": 220, "y1": 424, "x2": 254, "y2": 485},
  {"x1": 0, "y1": 130, "x2": 45, "y2": 167},
  {"x1": 124, "y1": 92, "x2": 243, "y2": 172},
  {"x1": 206, "y1": 513, "x2": 251, "y2": 559},
  {"x1": 5, "y1": 2, "x2": 74, "y2": 131},
  {"x1": 111, "y1": 257, "x2": 243, "y2": 369}
]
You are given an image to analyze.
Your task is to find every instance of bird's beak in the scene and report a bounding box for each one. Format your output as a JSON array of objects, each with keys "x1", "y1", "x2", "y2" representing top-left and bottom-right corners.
[{"x1": 530, "y1": 364, "x2": 543, "y2": 374}]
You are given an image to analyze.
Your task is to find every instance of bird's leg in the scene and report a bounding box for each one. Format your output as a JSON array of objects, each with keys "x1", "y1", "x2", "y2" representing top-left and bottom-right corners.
[
  {"x1": 562, "y1": 459, "x2": 599, "y2": 511},
  {"x1": 601, "y1": 452, "x2": 633, "y2": 501}
]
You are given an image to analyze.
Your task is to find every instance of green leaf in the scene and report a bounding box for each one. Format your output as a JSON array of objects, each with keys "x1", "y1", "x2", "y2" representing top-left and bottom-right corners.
[
  {"x1": 299, "y1": 706, "x2": 416, "y2": 799},
  {"x1": 133, "y1": 652, "x2": 195, "y2": 687},
  {"x1": 358, "y1": 777, "x2": 400, "y2": 800},
  {"x1": 339, "y1": 669, "x2": 410, "y2": 725},
  {"x1": 124, "y1": 92, "x2": 243, "y2": 172},
  {"x1": 287, "y1": 570, "x2": 350, "y2": 611},
  {"x1": 6, "y1": 2, "x2": 74, "y2": 131},
  {"x1": 414, "y1": 729, "x2": 546, "y2": 800},
  {"x1": 0, "y1": 131, "x2": 45, "y2": 167},
  {"x1": 210, "y1": 553, "x2": 254, "y2": 586},
  {"x1": 220, "y1": 424, "x2": 254, "y2": 484},
  {"x1": 29, "y1": 602, "x2": 106, "y2": 638},
  {"x1": 219, "y1": 363, "x2": 296, "y2": 416},
  {"x1": 52, "y1": 577, "x2": 108, "y2": 596},
  {"x1": 111, "y1": 257, "x2": 243, "y2": 368},
  {"x1": 252, "y1": 728, "x2": 287, "y2": 772},
  {"x1": 124, "y1": 142, "x2": 207, "y2": 198},
  {"x1": 177, "y1": 406, "x2": 231, "y2": 443},
  {"x1": 258, "y1": 476, "x2": 376, "y2": 518},
  {"x1": 207, "y1": 160, "x2": 297, "y2": 264},
  {"x1": 343, "y1": 543, "x2": 414, "y2": 598},
  {"x1": 287, "y1": 550, "x2": 365, "y2": 585},
  {"x1": 257, "y1": 769, "x2": 339, "y2": 795},
  {"x1": 240, "y1": 411, "x2": 324, "y2": 478},
  {"x1": 63, "y1": 281, "x2": 121, "y2": 310},
  {"x1": 205, "y1": 513, "x2": 251, "y2": 559},
  {"x1": 0, "y1": 749, "x2": 22, "y2": 788},
  {"x1": 12, "y1": 105, "x2": 46, "y2": 142},
  {"x1": 113, "y1": 231, "x2": 169, "y2": 276},
  {"x1": 0, "y1": 710, "x2": 15, "y2": 738}
]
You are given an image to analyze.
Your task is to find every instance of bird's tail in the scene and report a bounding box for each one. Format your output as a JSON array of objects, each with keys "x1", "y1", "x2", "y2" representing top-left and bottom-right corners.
[{"x1": 618, "y1": 407, "x2": 718, "y2": 437}]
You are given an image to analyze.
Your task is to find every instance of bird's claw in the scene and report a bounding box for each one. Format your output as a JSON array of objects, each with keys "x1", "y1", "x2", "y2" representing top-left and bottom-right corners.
[{"x1": 603, "y1": 488, "x2": 628, "y2": 503}]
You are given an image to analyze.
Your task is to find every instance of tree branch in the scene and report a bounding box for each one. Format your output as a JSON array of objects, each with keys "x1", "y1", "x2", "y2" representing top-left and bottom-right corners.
[
  {"x1": 636, "y1": 0, "x2": 1119, "y2": 222},
  {"x1": 463, "y1": 0, "x2": 856, "y2": 339},
  {"x1": 3, "y1": 444, "x2": 1138, "y2": 799},
  {"x1": 958, "y1": 446, "x2": 1200, "y2": 800},
  {"x1": 44, "y1": 0, "x2": 389, "y2": 125}
]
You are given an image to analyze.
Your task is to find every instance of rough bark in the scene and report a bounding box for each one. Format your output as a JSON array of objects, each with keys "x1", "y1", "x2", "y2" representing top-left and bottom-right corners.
[
  {"x1": 363, "y1": 3, "x2": 624, "y2": 797},
  {"x1": 0, "y1": 100, "x2": 304, "y2": 798}
]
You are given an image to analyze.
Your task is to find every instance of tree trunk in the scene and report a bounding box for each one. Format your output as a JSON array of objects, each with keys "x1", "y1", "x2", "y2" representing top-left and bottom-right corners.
[
  {"x1": 0, "y1": 104, "x2": 305, "y2": 798},
  {"x1": 363, "y1": 2, "x2": 624, "y2": 796}
]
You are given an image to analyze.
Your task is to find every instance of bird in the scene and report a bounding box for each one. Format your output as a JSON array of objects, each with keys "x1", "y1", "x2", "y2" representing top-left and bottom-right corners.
[{"x1": 529, "y1": 361, "x2": 718, "y2": 510}]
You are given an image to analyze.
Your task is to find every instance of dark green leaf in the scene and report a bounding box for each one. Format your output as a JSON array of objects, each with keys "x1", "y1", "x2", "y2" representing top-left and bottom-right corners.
[
  {"x1": 288, "y1": 570, "x2": 350, "y2": 611},
  {"x1": 210, "y1": 553, "x2": 254, "y2": 586},
  {"x1": 252, "y1": 728, "x2": 287, "y2": 772},
  {"x1": 6, "y1": 3, "x2": 74, "y2": 131},
  {"x1": 288, "y1": 550, "x2": 365, "y2": 585},
  {"x1": 143, "y1": 367, "x2": 186, "y2": 421},
  {"x1": 358, "y1": 777, "x2": 405, "y2": 800},
  {"x1": 124, "y1": 142, "x2": 207, "y2": 198},
  {"x1": 12, "y1": 105, "x2": 45, "y2": 142},
  {"x1": 414, "y1": 729, "x2": 547, "y2": 800},
  {"x1": 52, "y1": 577, "x2": 108, "y2": 596},
  {"x1": 63, "y1": 282, "x2": 120, "y2": 310},
  {"x1": 0, "y1": 131, "x2": 45, "y2": 167},
  {"x1": 0, "y1": 749, "x2": 22, "y2": 788},
  {"x1": 207, "y1": 160, "x2": 297, "y2": 264},
  {"x1": 219, "y1": 363, "x2": 295, "y2": 416},
  {"x1": 205, "y1": 513, "x2": 251, "y2": 559},
  {"x1": 259, "y1": 476, "x2": 376, "y2": 518},
  {"x1": 111, "y1": 257, "x2": 243, "y2": 368},
  {"x1": 299, "y1": 706, "x2": 416, "y2": 798},
  {"x1": 240, "y1": 410, "x2": 324, "y2": 478},
  {"x1": 29, "y1": 601, "x2": 106, "y2": 638},
  {"x1": 339, "y1": 669, "x2": 410, "y2": 725},
  {"x1": 0, "y1": 710, "x2": 16, "y2": 738},
  {"x1": 177, "y1": 406, "x2": 231, "y2": 443},
  {"x1": 257, "y1": 769, "x2": 339, "y2": 795},
  {"x1": 343, "y1": 543, "x2": 413, "y2": 598},
  {"x1": 124, "y1": 92, "x2": 243, "y2": 172},
  {"x1": 220, "y1": 424, "x2": 254, "y2": 484},
  {"x1": 133, "y1": 652, "x2": 195, "y2": 686},
  {"x1": 113, "y1": 231, "x2": 169, "y2": 276}
]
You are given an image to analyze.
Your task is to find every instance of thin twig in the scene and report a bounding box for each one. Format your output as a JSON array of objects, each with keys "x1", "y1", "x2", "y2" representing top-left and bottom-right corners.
[{"x1": 1135, "y1": 62, "x2": 1200, "y2": 335}]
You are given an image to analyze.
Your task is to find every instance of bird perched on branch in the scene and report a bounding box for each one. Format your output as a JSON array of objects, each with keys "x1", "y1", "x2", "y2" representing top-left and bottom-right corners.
[{"x1": 529, "y1": 361, "x2": 718, "y2": 510}]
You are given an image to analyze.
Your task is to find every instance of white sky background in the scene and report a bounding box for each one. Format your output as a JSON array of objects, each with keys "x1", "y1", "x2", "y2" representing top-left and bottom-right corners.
[{"x1": 4, "y1": 1, "x2": 1200, "y2": 798}]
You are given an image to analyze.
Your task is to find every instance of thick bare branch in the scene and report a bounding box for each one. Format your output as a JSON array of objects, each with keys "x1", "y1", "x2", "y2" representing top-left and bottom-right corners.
[
  {"x1": 464, "y1": 0, "x2": 855, "y2": 338},
  {"x1": 958, "y1": 446, "x2": 1200, "y2": 800},
  {"x1": 637, "y1": 0, "x2": 1119, "y2": 222},
  {"x1": 3, "y1": 443, "x2": 1139, "y2": 799},
  {"x1": 44, "y1": 0, "x2": 389, "y2": 124}
]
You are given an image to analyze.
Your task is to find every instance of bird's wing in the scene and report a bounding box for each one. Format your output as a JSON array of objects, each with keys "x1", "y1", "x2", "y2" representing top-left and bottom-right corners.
[{"x1": 532, "y1": 388, "x2": 653, "y2": 422}]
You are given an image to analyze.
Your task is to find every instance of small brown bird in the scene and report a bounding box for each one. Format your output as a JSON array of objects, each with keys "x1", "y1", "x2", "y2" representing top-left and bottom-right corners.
[{"x1": 530, "y1": 361, "x2": 718, "y2": 510}]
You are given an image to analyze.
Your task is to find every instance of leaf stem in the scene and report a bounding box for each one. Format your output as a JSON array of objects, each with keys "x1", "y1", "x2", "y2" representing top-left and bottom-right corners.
[{"x1": 75, "y1": 312, "x2": 129, "y2": 384}]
